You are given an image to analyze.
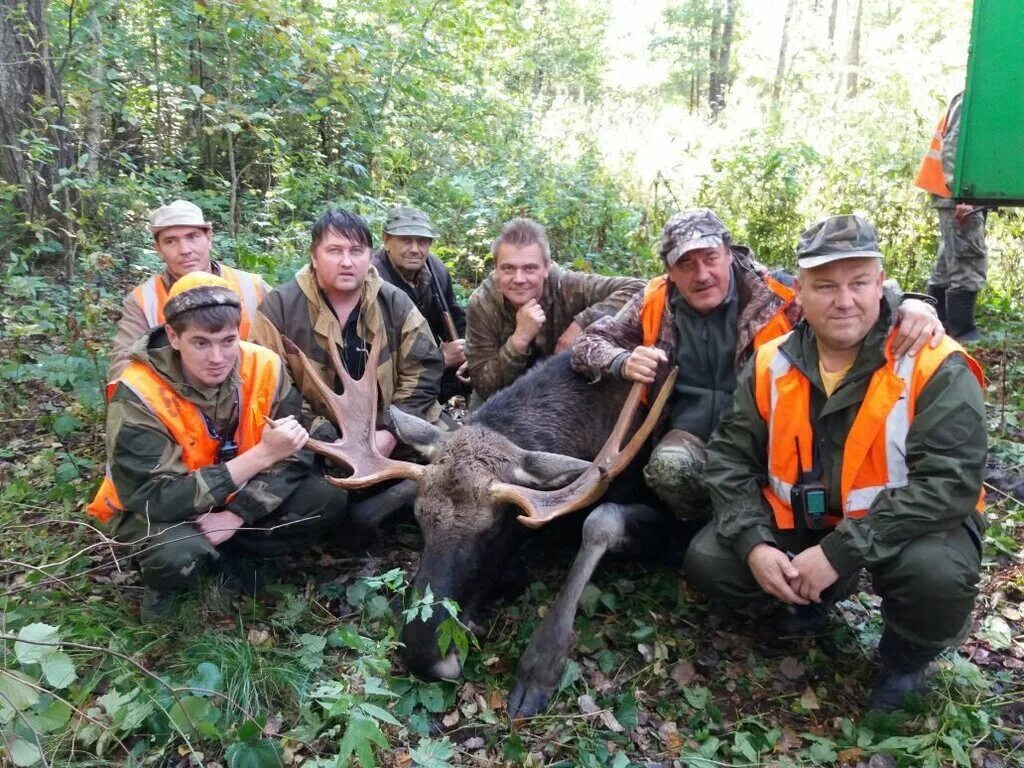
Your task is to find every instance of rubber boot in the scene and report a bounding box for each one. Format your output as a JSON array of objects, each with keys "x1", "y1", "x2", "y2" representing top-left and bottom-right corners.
[
  {"x1": 868, "y1": 630, "x2": 937, "y2": 711},
  {"x1": 925, "y1": 284, "x2": 947, "y2": 325},
  {"x1": 945, "y1": 290, "x2": 982, "y2": 342}
]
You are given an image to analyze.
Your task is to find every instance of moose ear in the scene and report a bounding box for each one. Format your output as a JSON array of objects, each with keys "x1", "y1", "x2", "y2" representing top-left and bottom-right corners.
[
  {"x1": 389, "y1": 406, "x2": 448, "y2": 459},
  {"x1": 512, "y1": 450, "x2": 591, "y2": 490}
]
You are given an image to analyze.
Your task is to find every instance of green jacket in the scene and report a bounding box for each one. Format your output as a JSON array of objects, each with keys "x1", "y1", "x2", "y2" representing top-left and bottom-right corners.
[
  {"x1": 253, "y1": 264, "x2": 443, "y2": 427},
  {"x1": 704, "y1": 303, "x2": 986, "y2": 578},
  {"x1": 104, "y1": 329, "x2": 315, "y2": 525},
  {"x1": 466, "y1": 264, "x2": 644, "y2": 399}
]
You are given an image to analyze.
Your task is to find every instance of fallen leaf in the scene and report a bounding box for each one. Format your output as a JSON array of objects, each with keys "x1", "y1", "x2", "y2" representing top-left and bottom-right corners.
[
  {"x1": 658, "y1": 721, "x2": 683, "y2": 752},
  {"x1": 463, "y1": 737, "x2": 485, "y2": 750},
  {"x1": 247, "y1": 628, "x2": 270, "y2": 646},
  {"x1": 393, "y1": 751, "x2": 412, "y2": 768},
  {"x1": 442, "y1": 709, "x2": 460, "y2": 728},
  {"x1": 599, "y1": 710, "x2": 625, "y2": 732},
  {"x1": 970, "y1": 746, "x2": 1006, "y2": 768},
  {"x1": 1000, "y1": 606, "x2": 1022, "y2": 621},
  {"x1": 774, "y1": 727, "x2": 803, "y2": 754},
  {"x1": 264, "y1": 712, "x2": 284, "y2": 735},
  {"x1": 488, "y1": 689, "x2": 506, "y2": 711},
  {"x1": 638, "y1": 643, "x2": 654, "y2": 662},
  {"x1": 578, "y1": 694, "x2": 600, "y2": 714},
  {"x1": 800, "y1": 686, "x2": 820, "y2": 710},
  {"x1": 670, "y1": 660, "x2": 697, "y2": 685},
  {"x1": 836, "y1": 747, "x2": 863, "y2": 764},
  {"x1": 779, "y1": 656, "x2": 805, "y2": 680},
  {"x1": 868, "y1": 753, "x2": 898, "y2": 768}
]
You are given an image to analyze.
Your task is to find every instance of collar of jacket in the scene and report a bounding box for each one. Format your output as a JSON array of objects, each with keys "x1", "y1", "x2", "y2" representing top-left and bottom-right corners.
[
  {"x1": 158, "y1": 260, "x2": 225, "y2": 289},
  {"x1": 296, "y1": 262, "x2": 386, "y2": 347}
]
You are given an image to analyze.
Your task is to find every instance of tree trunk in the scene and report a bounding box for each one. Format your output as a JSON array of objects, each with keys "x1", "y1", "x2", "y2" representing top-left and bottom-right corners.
[
  {"x1": 707, "y1": 4, "x2": 721, "y2": 115},
  {"x1": 717, "y1": 0, "x2": 736, "y2": 107},
  {"x1": 845, "y1": 0, "x2": 863, "y2": 98},
  {"x1": 0, "y1": 0, "x2": 54, "y2": 223},
  {"x1": 772, "y1": 0, "x2": 797, "y2": 107},
  {"x1": 828, "y1": 0, "x2": 840, "y2": 44},
  {"x1": 85, "y1": 5, "x2": 104, "y2": 174}
]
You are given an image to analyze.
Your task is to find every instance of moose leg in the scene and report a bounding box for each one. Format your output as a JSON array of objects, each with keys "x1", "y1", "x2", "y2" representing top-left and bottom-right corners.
[{"x1": 507, "y1": 502, "x2": 663, "y2": 718}]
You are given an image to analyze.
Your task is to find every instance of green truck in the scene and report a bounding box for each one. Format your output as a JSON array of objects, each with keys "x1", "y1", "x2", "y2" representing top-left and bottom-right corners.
[{"x1": 954, "y1": 0, "x2": 1024, "y2": 204}]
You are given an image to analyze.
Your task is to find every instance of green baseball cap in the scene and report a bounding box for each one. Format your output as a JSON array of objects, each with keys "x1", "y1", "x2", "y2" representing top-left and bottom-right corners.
[
  {"x1": 796, "y1": 214, "x2": 883, "y2": 269},
  {"x1": 383, "y1": 206, "x2": 436, "y2": 239}
]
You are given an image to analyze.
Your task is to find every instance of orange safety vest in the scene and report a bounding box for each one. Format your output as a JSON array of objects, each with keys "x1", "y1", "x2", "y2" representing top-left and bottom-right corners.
[
  {"x1": 753, "y1": 332, "x2": 984, "y2": 530},
  {"x1": 132, "y1": 264, "x2": 266, "y2": 338},
  {"x1": 914, "y1": 109, "x2": 952, "y2": 198},
  {"x1": 638, "y1": 273, "x2": 795, "y2": 349},
  {"x1": 86, "y1": 341, "x2": 281, "y2": 523}
]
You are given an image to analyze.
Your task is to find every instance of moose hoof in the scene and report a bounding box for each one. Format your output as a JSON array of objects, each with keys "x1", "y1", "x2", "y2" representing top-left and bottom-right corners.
[{"x1": 507, "y1": 680, "x2": 552, "y2": 719}]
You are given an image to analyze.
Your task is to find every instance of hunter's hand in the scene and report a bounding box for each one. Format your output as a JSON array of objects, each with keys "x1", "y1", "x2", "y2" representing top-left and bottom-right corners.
[
  {"x1": 622, "y1": 346, "x2": 668, "y2": 384},
  {"x1": 746, "y1": 543, "x2": 807, "y2": 605},
  {"x1": 511, "y1": 299, "x2": 546, "y2": 353},
  {"x1": 374, "y1": 429, "x2": 397, "y2": 457},
  {"x1": 197, "y1": 510, "x2": 245, "y2": 546},
  {"x1": 258, "y1": 415, "x2": 309, "y2": 463},
  {"x1": 954, "y1": 203, "x2": 975, "y2": 226},
  {"x1": 441, "y1": 338, "x2": 467, "y2": 369},
  {"x1": 893, "y1": 299, "x2": 943, "y2": 357},
  {"x1": 789, "y1": 545, "x2": 839, "y2": 603}
]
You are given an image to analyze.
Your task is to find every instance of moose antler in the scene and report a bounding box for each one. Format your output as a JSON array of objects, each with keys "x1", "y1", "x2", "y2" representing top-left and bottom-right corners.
[
  {"x1": 282, "y1": 331, "x2": 425, "y2": 489},
  {"x1": 490, "y1": 368, "x2": 679, "y2": 529}
]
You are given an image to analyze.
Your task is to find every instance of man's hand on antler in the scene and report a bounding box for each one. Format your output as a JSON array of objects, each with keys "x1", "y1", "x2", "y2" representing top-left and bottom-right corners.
[
  {"x1": 374, "y1": 429, "x2": 397, "y2": 458},
  {"x1": 622, "y1": 346, "x2": 668, "y2": 384},
  {"x1": 258, "y1": 415, "x2": 309, "y2": 463}
]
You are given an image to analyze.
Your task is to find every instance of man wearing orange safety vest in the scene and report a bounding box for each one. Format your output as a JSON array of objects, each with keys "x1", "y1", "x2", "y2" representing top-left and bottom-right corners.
[
  {"x1": 571, "y1": 209, "x2": 943, "y2": 521},
  {"x1": 685, "y1": 215, "x2": 985, "y2": 711},
  {"x1": 915, "y1": 91, "x2": 988, "y2": 341},
  {"x1": 89, "y1": 273, "x2": 348, "y2": 622},
  {"x1": 106, "y1": 199, "x2": 271, "y2": 384}
]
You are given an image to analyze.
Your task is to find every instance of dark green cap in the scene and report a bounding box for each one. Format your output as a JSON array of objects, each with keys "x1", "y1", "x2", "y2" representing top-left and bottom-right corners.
[
  {"x1": 660, "y1": 208, "x2": 729, "y2": 266},
  {"x1": 796, "y1": 214, "x2": 883, "y2": 269},
  {"x1": 383, "y1": 206, "x2": 436, "y2": 238}
]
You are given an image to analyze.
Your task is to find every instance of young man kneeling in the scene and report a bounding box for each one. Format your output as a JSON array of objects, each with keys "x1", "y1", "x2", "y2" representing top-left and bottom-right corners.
[{"x1": 89, "y1": 273, "x2": 348, "y2": 621}]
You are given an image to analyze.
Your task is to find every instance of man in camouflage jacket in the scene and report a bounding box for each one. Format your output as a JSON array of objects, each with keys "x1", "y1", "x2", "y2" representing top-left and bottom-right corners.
[
  {"x1": 572, "y1": 209, "x2": 943, "y2": 520},
  {"x1": 252, "y1": 210, "x2": 443, "y2": 433},
  {"x1": 466, "y1": 217, "x2": 644, "y2": 401}
]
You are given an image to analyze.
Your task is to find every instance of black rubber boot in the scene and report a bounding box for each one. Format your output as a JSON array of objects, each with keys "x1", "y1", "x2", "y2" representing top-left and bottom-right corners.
[
  {"x1": 946, "y1": 290, "x2": 982, "y2": 342},
  {"x1": 868, "y1": 630, "x2": 937, "y2": 711},
  {"x1": 926, "y1": 284, "x2": 947, "y2": 325}
]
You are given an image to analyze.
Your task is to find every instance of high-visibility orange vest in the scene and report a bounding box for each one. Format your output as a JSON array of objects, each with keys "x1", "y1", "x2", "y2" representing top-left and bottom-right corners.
[
  {"x1": 86, "y1": 341, "x2": 281, "y2": 523},
  {"x1": 753, "y1": 332, "x2": 984, "y2": 530},
  {"x1": 914, "y1": 109, "x2": 952, "y2": 198},
  {"x1": 132, "y1": 264, "x2": 266, "y2": 338}
]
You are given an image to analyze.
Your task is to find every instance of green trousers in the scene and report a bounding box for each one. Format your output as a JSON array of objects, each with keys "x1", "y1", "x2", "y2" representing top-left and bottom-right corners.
[
  {"x1": 114, "y1": 473, "x2": 349, "y2": 591},
  {"x1": 683, "y1": 522, "x2": 982, "y2": 652}
]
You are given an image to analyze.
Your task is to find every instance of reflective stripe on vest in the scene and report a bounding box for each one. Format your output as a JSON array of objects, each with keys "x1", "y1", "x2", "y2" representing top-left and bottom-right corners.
[
  {"x1": 753, "y1": 332, "x2": 984, "y2": 529},
  {"x1": 130, "y1": 265, "x2": 265, "y2": 338},
  {"x1": 86, "y1": 341, "x2": 281, "y2": 523},
  {"x1": 914, "y1": 111, "x2": 952, "y2": 198}
]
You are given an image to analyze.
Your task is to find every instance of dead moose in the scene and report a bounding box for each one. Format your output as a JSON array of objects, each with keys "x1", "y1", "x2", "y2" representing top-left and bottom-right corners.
[{"x1": 287, "y1": 330, "x2": 679, "y2": 718}]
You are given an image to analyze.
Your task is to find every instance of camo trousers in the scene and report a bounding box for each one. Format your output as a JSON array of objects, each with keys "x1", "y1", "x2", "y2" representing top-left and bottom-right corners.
[
  {"x1": 114, "y1": 473, "x2": 349, "y2": 591},
  {"x1": 643, "y1": 429, "x2": 710, "y2": 521},
  {"x1": 930, "y1": 207, "x2": 988, "y2": 292}
]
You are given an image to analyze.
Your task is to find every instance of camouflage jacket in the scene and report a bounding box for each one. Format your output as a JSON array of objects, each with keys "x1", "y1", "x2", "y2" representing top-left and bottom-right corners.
[
  {"x1": 371, "y1": 248, "x2": 466, "y2": 345},
  {"x1": 571, "y1": 250, "x2": 802, "y2": 401},
  {"x1": 104, "y1": 329, "x2": 315, "y2": 525},
  {"x1": 466, "y1": 264, "x2": 644, "y2": 399},
  {"x1": 252, "y1": 264, "x2": 443, "y2": 427},
  {"x1": 107, "y1": 262, "x2": 271, "y2": 383}
]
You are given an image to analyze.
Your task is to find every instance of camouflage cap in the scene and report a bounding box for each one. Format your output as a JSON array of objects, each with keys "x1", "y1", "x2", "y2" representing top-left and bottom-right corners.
[
  {"x1": 796, "y1": 214, "x2": 883, "y2": 269},
  {"x1": 660, "y1": 208, "x2": 730, "y2": 266},
  {"x1": 163, "y1": 272, "x2": 241, "y2": 324},
  {"x1": 383, "y1": 206, "x2": 436, "y2": 239}
]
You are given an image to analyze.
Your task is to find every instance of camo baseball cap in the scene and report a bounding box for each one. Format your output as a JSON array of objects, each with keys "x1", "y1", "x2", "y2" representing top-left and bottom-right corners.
[
  {"x1": 163, "y1": 272, "x2": 241, "y2": 324},
  {"x1": 383, "y1": 206, "x2": 436, "y2": 238},
  {"x1": 796, "y1": 214, "x2": 883, "y2": 269},
  {"x1": 660, "y1": 208, "x2": 730, "y2": 266},
  {"x1": 150, "y1": 199, "x2": 211, "y2": 233}
]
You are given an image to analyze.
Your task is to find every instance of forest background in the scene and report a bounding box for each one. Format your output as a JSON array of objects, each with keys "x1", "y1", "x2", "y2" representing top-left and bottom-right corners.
[{"x1": 2, "y1": 0, "x2": 1024, "y2": 767}]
